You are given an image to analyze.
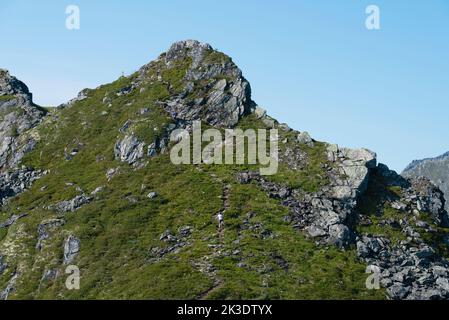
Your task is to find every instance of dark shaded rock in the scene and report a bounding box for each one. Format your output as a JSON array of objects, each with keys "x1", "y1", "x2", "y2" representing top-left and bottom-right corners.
[{"x1": 0, "y1": 167, "x2": 47, "y2": 205}]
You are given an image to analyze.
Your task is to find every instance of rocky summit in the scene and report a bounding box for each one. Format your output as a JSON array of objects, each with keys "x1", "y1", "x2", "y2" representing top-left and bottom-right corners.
[{"x1": 0, "y1": 40, "x2": 448, "y2": 300}]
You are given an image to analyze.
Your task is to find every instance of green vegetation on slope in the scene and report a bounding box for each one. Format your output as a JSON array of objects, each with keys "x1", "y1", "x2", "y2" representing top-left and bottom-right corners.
[{"x1": 0, "y1": 54, "x2": 385, "y2": 300}]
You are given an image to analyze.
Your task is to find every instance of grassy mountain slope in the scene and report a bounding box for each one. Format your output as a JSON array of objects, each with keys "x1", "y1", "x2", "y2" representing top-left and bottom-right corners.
[{"x1": 1, "y1": 41, "x2": 448, "y2": 300}]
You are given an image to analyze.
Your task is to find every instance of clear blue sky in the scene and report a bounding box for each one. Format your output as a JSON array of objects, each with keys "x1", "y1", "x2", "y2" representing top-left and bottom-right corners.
[{"x1": 1, "y1": 0, "x2": 448, "y2": 172}]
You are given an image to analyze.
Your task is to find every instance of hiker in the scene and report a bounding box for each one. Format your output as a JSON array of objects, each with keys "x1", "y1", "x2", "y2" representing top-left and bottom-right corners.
[{"x1": 217, "y1": 212, "x2": 224, "y2": 229}]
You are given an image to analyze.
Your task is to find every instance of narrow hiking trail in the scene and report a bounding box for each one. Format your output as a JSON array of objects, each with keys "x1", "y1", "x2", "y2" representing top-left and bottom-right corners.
[{"x1": 196, "y1": 175, "x2": 232, "y2": 299}]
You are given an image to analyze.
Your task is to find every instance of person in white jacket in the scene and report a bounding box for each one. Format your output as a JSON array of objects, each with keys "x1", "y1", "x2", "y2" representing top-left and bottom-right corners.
[{"x1": 217, "y1": 212, "x2": 224, "y2": 229}]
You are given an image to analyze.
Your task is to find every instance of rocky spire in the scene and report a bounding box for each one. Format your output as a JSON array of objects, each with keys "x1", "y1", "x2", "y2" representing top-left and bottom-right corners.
[
  {"x1": 137, "y1": 40, "x2": 254, "y2": 128},
  {"x1": 0, "y1": 69, "x2": 45, "y2": 170}
]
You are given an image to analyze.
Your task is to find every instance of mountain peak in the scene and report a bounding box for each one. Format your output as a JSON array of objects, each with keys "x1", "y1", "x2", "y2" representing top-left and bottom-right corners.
[
  {"x1": 135, "y1": 40, "x2": 254, "y2": 127},
  {"x1": 0, "y1": 69, "x2": 34, "y2": 107},
  {"x1": 165, "y1": 40, "x2": 213, "y2": 63}
]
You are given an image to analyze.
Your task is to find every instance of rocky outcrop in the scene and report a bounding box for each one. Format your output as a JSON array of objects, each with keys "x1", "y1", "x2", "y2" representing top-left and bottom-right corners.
[
  {"x1": 357, "y1": 234, "x2": 449, "y2": 299},
  {"x1": 1, "y1": 41, "x2": 448, "y2": 300},
  {"x1": 0, "y1": 69, "x2": 46, "y2": 170},
  {"x1": 257, "y1": 140, "x2": 377, "y2": 248},
  {"x1": 36, "y1": 219, "x2": 65, "y2": 251},
  {"x1": 354, "y1": 165, "x2": 449, "y2": 299},
  {"x1": 403, "y1": 152, "x2": 449, "y2": 213},
  {"x1": 148, "y1": 226, "x2": 193, "y2": 263},
  {"x1": 0, "y1": 70, "x2": 47, "y2": 207},
  {"x1": 0, "y1": 255, "x2": 6, "y2": 275},
  {"x1": 237, "y1": 140, "x2": 449, "y2": 300},
  {"x1": 0, "y1": 273, "x2": 17, "y2": 300},
  {"x1": 55, "y1": 195, "x2": 92, "y2": 213},
  {"x1": 63, "y1": 235, "x2": 80, "y2": 264},
  {"x1": 0, "y1": 168, "x2": 47, "y2": 204},
  {"x1": 327, "y1": 146, "x2": 377, "y2": 200},
  {"x1": 0, "y1": 213, "x2": 27, "y2": 228},
  {"x1": 114, "y1": 135, "x2": 145, "y2": 165},
  {"x1": 136, "y1": 40, "x2": 253, "y2": 128}
]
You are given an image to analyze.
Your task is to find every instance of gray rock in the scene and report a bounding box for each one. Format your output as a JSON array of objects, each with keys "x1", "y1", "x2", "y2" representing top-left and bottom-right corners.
[
  {"x1": 56, "y1": 195, "x2": 92, "y2": 213},
  {"x1": 403, "y1": 151, "x2": 449, "y2": 213},
  {"x1": 306, "y1": 226, "x2": 326, "y2": 238},
  {"x1": 388, "y1": 283, "x2": 411, "y2": 300},
  {"x1": 147, "y1": 191, "x2": 158, "y2": 199},
  {"x1": 91, "y1": 186, "x2": 104, "y2": 195},
  {"x1": 0, "y1": 213, "x2": 27, "y2": 228},
  {"x1": 253, "y1": 106, "x2": 266, "y2": 119},
  {"x1": 106, "y1": 168, "x2": 119, "y2": 181},
  {"x1": 114, "y1": 135, "x2": 145, "y2": 164},
  {"x1": 158, "y1": 40, "x2": 253, "y2": 128},
  {"x1": 63, "y1": 235, "x2": 80, "y2": 264},
  {"x1": 36, "y1": 218, "x2": 65, "y2": 251},
  {"x1": 436, "y1": 277, "x2": 449, "y2": 293},
  {"x1": 40, "y1": 269, "x2": 59, "y2": 282},
  {"x1": 328, "y1": 224, "x2": 350, "y2": 246},
  {"x1": 296, "y1": 132, "x2": 313, "y2": 147},
  {"x1": 0, "y1": 70, "x2": 46, "y2": 171},
  {"x1": 0, "y1": 255, "x2": 7, "y2": 275},
  {"x1": 0, "y1": 273, "x2": 17, "y2": 300},
  {"x1": 0, "y1": 167, "x2": 46, "y2": 205}
]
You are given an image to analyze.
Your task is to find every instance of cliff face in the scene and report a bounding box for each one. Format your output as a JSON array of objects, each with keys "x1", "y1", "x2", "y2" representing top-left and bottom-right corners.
[
  {"x1": 0, "y1": 41, "x2": 448, "y2": 300},
  {"x1": 0, "y1": 70, "x2": 47, "y2": 206},
  {"x1": 403, "y1": 152, "x2": 449, "y2": 213},
  {"x1": 0, "y1": 69, "x2": 46, "y2": 169}
]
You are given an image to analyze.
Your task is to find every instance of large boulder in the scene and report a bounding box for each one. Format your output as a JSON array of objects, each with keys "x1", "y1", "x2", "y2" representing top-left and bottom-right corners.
[{"x1": 327, "y1": 145, "x2": 377, "y2": 200}]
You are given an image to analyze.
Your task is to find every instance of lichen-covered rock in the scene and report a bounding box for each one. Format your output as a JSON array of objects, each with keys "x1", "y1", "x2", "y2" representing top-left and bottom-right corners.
[
  {"x1": 328, "y1": 145, "x2": 377, "y2": 200},
  {"x1": 0, "y1": 69, "x2": 46, "y2": 170},
  {"x1": 114, "y1": 135, "x2": 145, "y2": 165},
  {"x1": 63, "y1": 235, "x2": 80, "y2": 264},
  {"x1": 151, "y1": 40, "x2": 253, "y2": 128},
  {"x1": 0, "y1": 213, "x2": 27, "y2": 228},
  {"x1": 36, "y1": 219, "x2": 65, "y2": 251},
  {"x1": 55, "y1": 195, "x2": 92, "y2": 213}
]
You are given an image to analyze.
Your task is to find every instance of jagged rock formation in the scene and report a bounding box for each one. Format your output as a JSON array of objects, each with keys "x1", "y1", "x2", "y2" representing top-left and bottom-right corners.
[
  {"x1": 140, "y1": 40, "x2": 253, "y2": 128},
  {"x1": 356, "y1": 165, "x2": 449, "y2": 299},
  {"x1": 403, "y1": 152, "x2": 449, "y2": 212},
  {"x1": 0, "y1": 70, "x2": 47, "y2": 204},
  {"x1": 0, "y1": 69, "x2": 46, "y2": 169},
  {"x1": 0, "y1": 41, "x2": 448, "y2": 300}
]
